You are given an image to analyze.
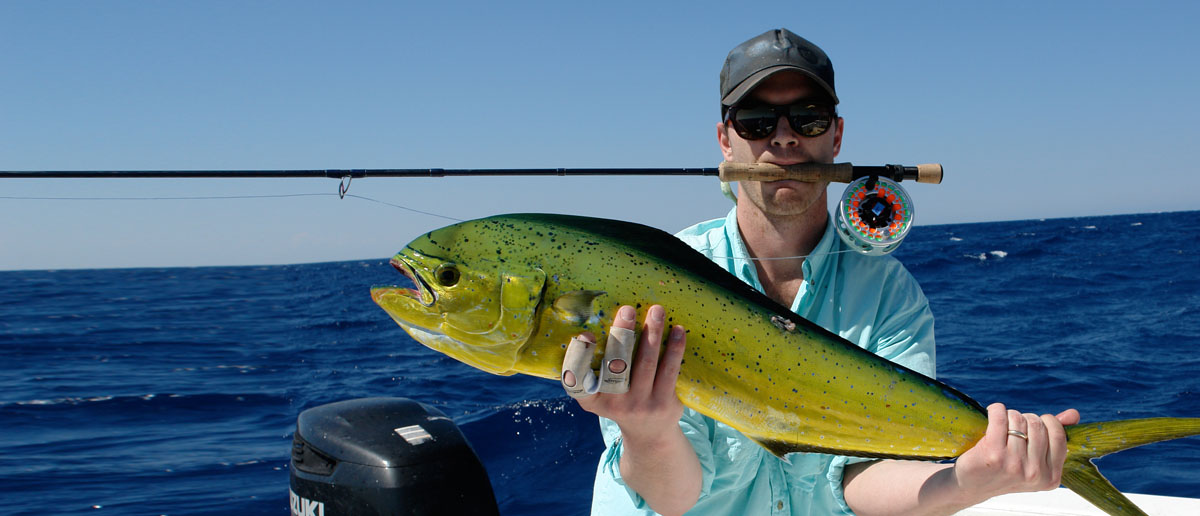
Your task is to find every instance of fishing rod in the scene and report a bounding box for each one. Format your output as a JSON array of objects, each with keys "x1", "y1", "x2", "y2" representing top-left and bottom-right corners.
[
  {"x1": 2, "y1": 161, "x2": 944, "y2": 255},
  {"x1": 0, "y1": 161, "x2": 943, "y2": 184}
]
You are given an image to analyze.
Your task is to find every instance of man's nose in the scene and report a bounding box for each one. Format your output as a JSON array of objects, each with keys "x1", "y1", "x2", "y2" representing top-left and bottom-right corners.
[{"x1": 769, "y1": 115, "x2": 800, "y2": 147}]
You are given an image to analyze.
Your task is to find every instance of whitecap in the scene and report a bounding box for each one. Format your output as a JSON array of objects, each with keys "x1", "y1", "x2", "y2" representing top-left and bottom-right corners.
[
  {"x1": 989, "y1": 251, "x2": 1008, "y2": 259},
  {"x1": 14, "y1": 395, "x2": 115, "y2": 406},
  {"x1": 949, "y1": 237, "x2": 963, "y2": 242}
]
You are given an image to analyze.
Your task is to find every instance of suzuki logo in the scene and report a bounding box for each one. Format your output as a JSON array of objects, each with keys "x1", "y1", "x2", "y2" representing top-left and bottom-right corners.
[{"x1": 290, "y1": 488, "x2": 325, "y2": 516}]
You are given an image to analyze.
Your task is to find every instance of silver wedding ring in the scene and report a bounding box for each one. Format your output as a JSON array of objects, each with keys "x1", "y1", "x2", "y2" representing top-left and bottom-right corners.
[{"x1": 1007, "y1": 429, "x2": 1029, "y2": 441}]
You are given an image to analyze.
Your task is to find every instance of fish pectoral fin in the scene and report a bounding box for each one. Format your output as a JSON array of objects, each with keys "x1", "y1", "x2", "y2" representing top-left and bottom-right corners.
[{"x1": 551, "y1": 290, "x2": 607, "y2": 325}]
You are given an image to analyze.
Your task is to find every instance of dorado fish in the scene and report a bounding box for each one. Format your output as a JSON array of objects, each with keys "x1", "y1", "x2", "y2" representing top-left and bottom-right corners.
[{"x1": 371, "y1": 213, "x2": 1200, "y2": 516}]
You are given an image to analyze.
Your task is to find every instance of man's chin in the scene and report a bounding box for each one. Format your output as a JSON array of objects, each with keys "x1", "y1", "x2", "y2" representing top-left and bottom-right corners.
[{"x1": 763, "y1": 185, "x2": 826, "y2": 210}]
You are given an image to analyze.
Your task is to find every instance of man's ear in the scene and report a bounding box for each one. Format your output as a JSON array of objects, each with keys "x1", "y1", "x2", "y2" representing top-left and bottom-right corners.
[
  {"x1": 831, "y1": 117, "x2": 844, "y2": 158},
  {"x1": 717, "y1": 121, "x2": 735, "y2": 161}
]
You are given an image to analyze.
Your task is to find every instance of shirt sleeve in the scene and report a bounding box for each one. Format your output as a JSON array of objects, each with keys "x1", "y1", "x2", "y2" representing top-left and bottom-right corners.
[{"x1": 870, "y1": 267, "x2": 936, "y2": 378}]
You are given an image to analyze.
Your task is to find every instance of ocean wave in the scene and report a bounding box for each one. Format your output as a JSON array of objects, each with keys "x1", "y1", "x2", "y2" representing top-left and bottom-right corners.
[
  {"x1": 170, "y1": 364, "x2": 259, "y2": 373},
  {"x1": 1, "y1": 391, "x2": 288, "y2": 411},
  {"x1": 963, "y1": 250, "x2": 1008, "y2": 261},
  {"x1": 8, "y1": 394, "x2": 123, "y2": 406}
]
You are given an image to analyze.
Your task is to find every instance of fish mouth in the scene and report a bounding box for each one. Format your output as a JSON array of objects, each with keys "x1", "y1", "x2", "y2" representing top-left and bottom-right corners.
[{"x1": 374, "y1": 253, "x2": 436, "y2": 307}]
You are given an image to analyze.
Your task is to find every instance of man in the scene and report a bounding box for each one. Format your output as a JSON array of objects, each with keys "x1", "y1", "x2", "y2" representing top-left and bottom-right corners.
[{"x1": 568, "y1": 29, "x2": 1079, "y2": 515}]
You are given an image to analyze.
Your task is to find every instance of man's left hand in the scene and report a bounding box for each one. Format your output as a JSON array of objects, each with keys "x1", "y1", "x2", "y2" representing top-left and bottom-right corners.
[{"x1": 952, "y1": 402, "x2": 1080, "y2": 498}]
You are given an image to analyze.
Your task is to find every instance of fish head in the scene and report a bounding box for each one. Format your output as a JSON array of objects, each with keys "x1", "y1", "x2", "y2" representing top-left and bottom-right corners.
[{"x1": 371, "y1": 221, "x2": 546, "y2": 375}]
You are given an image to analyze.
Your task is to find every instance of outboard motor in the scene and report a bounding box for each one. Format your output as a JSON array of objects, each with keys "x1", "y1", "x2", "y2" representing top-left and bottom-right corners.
[{"x1": 289, "y1": 397, "x2": 499, "y2": 515}]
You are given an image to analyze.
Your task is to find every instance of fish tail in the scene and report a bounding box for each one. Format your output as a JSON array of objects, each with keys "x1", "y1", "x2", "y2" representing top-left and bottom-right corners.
[{"x1": 1061, "y1": 417, "x2": 1200, "y2": 516}]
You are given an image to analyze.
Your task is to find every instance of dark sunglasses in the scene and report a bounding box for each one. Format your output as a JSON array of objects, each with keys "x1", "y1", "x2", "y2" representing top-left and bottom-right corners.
[{"x1": 724, "y1": 100, "x2": 837, "y2": 140}]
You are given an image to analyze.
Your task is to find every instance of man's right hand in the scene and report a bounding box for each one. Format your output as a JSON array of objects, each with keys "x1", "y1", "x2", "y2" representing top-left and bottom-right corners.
[
  {"x1": 566, "y1": 304, "x2": 700, "y2": 515},
  {"x1": 568, "y1": 305, "x2": 687, "y2": 440}
]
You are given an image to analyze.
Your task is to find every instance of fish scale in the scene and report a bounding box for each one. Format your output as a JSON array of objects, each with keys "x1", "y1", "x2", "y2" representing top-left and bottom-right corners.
[{"x1": 373, "y1": 213, "x2": 1200, "y2": 516}]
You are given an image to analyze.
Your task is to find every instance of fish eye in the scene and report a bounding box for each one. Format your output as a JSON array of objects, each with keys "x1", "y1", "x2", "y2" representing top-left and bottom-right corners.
[{"x1": 435, "y1": 265, "x2": 460, "y2": 287}]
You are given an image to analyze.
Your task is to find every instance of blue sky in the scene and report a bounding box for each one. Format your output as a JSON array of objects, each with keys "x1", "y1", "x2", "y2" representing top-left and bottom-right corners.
[{"x1": 2, "y1": 2, "x2": 1197, "y2": 270}]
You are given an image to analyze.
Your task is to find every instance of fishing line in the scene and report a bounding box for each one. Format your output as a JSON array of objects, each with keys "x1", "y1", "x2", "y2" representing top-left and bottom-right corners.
[
  {"x1": 706, "y1": 249, "x2": 860, "y2": 262},
  {"x1": 0, "y1": 191, "x2": 465, "y2": 222},
  {"x1": 341, "y1": 194, "x2": 463, "y2": 222},
  {"x1": 1, "y1": 192, "x2": 888, "y2": 259}
]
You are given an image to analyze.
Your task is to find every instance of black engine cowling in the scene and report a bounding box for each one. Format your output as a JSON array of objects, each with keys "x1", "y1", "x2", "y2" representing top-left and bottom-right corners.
[{"x1": 289, "y1": 397, "x2": 499, "y2": 515}]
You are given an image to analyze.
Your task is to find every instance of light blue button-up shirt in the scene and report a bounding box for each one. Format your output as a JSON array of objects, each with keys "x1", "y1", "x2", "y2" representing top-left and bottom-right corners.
[{"x1": 591, "y1": 206, "x2": 936, "y2": 515}]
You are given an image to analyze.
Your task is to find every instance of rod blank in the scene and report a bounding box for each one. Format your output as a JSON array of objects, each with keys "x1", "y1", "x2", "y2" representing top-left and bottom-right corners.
[
  {"x1": 0, "y1": 168, "x2": 717, "y2": 179},
  {"x1": 1, "y1": 162, "x2": 942, "y2": 184}
]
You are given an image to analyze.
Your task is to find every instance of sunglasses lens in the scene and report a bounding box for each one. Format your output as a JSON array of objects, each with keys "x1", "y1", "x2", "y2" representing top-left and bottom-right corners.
[
  {"x1": 786, "y1": 104, "x2": 832, "y2": 137},
  {"x1": 790, "y1": 116, "x2": 831, "y2": 137},
  {"x1": 731, "y1": 106, "x2": 778, "y2": 140}
]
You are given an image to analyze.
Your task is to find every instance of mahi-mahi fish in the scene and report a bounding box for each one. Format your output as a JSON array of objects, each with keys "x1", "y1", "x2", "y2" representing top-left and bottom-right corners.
[{"x1": 371, "y1": 213, "x2": 1200, "y2": 516}]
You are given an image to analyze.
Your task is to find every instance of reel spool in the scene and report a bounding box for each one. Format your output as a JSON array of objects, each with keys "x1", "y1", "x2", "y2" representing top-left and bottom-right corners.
[{"x1": 835, "y1": 175, "x2": 914, "y2": 255}]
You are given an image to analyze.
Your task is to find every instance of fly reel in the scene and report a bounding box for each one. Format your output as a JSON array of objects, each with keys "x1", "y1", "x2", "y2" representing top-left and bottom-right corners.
[{"x1": 834, "y1": 175, "x2": 914, "y2": 256}]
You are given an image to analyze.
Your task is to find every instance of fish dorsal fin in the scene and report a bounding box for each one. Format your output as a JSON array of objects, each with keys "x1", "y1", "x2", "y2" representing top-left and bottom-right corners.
[{"x1": 552, "y1": 290, "x2": 607, "y2": 325}]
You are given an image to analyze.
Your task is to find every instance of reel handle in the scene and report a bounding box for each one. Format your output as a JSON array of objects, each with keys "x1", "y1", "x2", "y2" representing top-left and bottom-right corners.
[{"x1": 718, "y1": 162, "x2": 943, "y2": 184}]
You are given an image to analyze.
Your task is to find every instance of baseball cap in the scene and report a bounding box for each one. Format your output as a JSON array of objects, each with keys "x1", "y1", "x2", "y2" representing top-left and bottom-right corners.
[{"x1": 720, "y1": 29, "x2": 838, "y2": 110}]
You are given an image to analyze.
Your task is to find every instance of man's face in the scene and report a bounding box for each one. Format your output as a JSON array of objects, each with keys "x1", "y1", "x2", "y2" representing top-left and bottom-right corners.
[{"x1": 718, "y1": 71, "x2": 844, "y2": 218}]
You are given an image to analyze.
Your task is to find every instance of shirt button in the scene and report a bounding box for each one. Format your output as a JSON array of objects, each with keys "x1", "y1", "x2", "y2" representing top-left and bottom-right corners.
[{"x1": 777, "y1": 500, "x2": 784, "y2": 510}]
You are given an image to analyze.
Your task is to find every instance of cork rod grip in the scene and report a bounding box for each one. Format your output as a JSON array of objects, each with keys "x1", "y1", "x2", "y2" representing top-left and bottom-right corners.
[
  {"x1": 915, "y1": 163, "x2": 943, "y2": 184},
  {"x1": 718, "y1": 162, "x2": 855, "y2": 183}
]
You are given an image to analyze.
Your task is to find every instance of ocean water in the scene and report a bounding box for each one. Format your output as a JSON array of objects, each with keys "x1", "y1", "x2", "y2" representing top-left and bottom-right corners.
[{"x1": 2, "y1": 210, "x2": 1199, "y2": 515}]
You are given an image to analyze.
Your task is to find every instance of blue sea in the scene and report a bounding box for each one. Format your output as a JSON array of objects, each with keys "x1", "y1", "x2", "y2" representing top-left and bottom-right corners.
[{"x1": 3, "y1": 210, "x2": 1199, "y2": 515}]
